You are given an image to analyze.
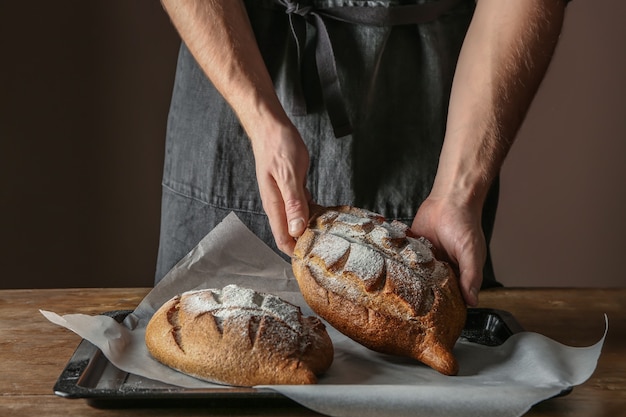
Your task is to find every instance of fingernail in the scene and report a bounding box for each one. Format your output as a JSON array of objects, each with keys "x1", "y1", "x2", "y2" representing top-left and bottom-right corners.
[{"x1": 289, "y1": 218, "x2": 305, "y2": 235}]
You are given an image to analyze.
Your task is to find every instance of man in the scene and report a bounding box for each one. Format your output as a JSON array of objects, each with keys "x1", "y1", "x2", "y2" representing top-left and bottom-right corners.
[{"x1": 156, "y1": 0, "x2": 567, "y2": 307}]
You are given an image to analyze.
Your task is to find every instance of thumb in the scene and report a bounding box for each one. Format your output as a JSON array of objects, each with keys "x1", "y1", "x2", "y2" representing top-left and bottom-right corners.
[{"x1": 283, "y1": 188, "x2": 310, "y2": 238}]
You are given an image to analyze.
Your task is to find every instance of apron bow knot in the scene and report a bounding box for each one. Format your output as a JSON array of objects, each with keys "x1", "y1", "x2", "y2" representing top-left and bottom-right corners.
[
  {"x1": 275, "y1": 0, "x2": 466, "y2": 138},
  {"x1": 280, "y1": 0, "x2": 313, "y2": 17}
]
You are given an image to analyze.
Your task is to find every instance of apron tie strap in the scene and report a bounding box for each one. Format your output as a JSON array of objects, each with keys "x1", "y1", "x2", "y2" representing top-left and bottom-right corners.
[{"x1": 277, "y1": 0, "x2": 466, "y2": 138}]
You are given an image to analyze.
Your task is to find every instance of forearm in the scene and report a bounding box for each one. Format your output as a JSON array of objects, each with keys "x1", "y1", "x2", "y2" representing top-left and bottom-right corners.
[
  {"x1": 161, "y1": 0, "x2": 311, "y2": 252},
  {"x1": 432, "y1": 0, "x2": 565, "y2": 207},
  {"x1": 160, "y1": 0, "x2": 293, "y2": 138}
]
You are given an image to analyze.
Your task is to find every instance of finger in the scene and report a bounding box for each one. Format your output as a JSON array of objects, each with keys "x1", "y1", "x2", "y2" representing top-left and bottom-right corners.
[
  {"x1": 459, "y1": 267, "x2": 481, "y2": 307},
  {"x1": 278, "y1": 182, "x2": 310, "y2": 239},
  {"x1": 457, "y1": 243, "x2": 485, "y2": 307},
  {"x1": 260, "y1": 181, "x2": 297, "y2": 256},
  {"x1": 286, "y1": 199, "x2": 308, "y2": 237}
]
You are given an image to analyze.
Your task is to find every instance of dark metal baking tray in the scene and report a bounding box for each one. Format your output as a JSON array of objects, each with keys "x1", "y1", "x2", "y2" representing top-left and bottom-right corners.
[{"x1": 53, "y1": 308, "x2": 561, "y2": 408}]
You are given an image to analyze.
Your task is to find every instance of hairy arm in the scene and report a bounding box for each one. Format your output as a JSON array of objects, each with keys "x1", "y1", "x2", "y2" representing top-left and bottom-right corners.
[
  {"x1": 412, "y1": 0, "x2": 566, "y2": 305},
  {"x1": 161, "y1": 0, "x2": 310, "y2": 255}
]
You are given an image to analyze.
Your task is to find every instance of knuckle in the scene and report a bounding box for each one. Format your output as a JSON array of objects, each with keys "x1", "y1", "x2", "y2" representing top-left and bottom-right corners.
[
  {"x1": 283, "y1": 198, "x2": 306, "y2": 215},
  {"x1": 275, "y1": 236, "x2": 295, "y2": 256}
]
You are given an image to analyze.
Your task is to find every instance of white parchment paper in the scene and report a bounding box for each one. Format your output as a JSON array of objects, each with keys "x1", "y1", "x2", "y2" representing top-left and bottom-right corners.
[{"x1": 42, "y1": 212, "x2": 606, "y2": 417}]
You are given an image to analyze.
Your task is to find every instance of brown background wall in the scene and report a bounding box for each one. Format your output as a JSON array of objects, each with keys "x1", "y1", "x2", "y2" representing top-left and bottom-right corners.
[
  {"x1": 491, "y1": 0, "x2": 626, "y2": 287},
  {"x1": 1, "y1": 1, "x2": 624, "y2": 289},
  {"x1": 1, "y1": 1, "x2": 178, "y2": 288}
]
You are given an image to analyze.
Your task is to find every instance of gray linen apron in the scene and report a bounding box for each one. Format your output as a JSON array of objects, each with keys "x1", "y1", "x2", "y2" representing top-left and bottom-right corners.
[{"x1": 156, "y1": 0, "x2": 500, "y2": 288}]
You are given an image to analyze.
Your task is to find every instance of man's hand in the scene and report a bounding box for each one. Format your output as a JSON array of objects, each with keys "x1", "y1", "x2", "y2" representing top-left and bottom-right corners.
[
  {"x1": 423, "y1": 0, "x2": 565, "y2": 305},
  {"x1": 251, "y1": 123, "x2": 310, "y2": 256},
  {"x1": 411, "y1": 196, "x2": 486, "y2": 307},
  {"x1": 161, "y1": 0, "x2": 311, "y2": 255}
]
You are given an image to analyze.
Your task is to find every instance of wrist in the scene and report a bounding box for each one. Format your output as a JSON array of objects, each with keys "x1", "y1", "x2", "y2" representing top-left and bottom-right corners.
[
  {"x1": 429, "y1": 152, "x2": 495, "y2": 214},
  {"x1": 235, "y1": 89, "x2": 296, "y2": 143},
  {"x1": 245, "y1": 110, "x2": 300, "y2": 155}
]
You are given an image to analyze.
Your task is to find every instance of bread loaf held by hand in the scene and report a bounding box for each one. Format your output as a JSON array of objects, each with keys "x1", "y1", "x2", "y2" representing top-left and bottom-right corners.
[
  {"x1": 292, "y1": 205, "x2": 467, "y2": 375},
  {"x1": 145, "y1": 285, "x2": 334, "y2": 386}
]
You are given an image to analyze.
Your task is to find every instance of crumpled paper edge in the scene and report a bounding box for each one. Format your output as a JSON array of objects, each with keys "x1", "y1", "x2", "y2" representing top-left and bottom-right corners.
[
  {"x1": 40, "y1": 212, "x2": 609, "y2": 417},
  {"x1": 265, "y1": 315, "x2": 608, "y2": 417}
]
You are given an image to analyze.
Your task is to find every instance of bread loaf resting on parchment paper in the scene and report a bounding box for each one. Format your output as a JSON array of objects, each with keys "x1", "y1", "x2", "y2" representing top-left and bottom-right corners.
[
  {"x1": 292, "y1": 205, "x2": 467, "y2": 375},
  {"x1": 145, "y1": 284, "x2": 334, "y2": 386}
]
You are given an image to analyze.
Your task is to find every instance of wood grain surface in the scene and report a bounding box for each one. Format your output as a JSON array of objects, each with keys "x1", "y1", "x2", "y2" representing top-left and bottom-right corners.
[{"x1": 0, "y1": 287, "x2": 623, "y2": 417}]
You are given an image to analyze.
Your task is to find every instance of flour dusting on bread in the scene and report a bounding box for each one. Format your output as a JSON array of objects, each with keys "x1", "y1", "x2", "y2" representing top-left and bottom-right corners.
[
  {"x1": 292, "y1": 205, "x2": 466, "y2": 376},
  {"x1": 145, "y1": 285, "x2": 334, "y2": 386}
]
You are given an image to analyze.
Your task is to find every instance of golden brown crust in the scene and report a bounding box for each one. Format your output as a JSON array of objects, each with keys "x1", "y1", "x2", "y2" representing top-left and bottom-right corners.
[
  {"x1": 145, "y1": 285, "x2": 334, "y2": 386},
  {"x1": 292, "y1": 205, "x2": 466, "y2": 375}
]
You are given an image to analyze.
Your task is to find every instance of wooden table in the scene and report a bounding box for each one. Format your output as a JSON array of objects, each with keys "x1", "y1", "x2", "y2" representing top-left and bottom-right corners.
[{"x1": 0, "y1": 287, "x2": 624, "y2": 416}]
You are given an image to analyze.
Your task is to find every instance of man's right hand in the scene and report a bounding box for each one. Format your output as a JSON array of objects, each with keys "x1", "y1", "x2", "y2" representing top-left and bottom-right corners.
[
  {"x1": 161, "y1": 0, "x2": 312, "y2": 255},
  {"x1": 251, "y1": 123, "x2": 311, "y2": 256}
]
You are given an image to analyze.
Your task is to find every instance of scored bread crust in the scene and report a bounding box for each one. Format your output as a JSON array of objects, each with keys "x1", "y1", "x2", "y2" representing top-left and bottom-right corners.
[
  {"x1": 145, "y1": 285, "x2": 334, "y2": 386},
  {"x1": 292, "y1": 205, "x2": 467, "y2": 375}
]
